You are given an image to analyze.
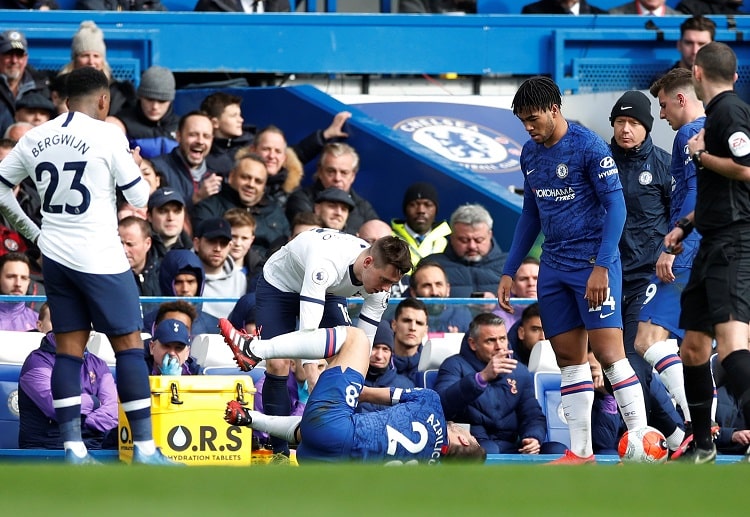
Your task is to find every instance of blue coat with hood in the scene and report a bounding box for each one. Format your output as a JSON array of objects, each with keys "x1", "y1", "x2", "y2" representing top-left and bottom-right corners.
[
  {"x1": 611, "y1": 134, "x2": 671, "y2": 286},
  {"x1": 142, "y1": 249, "x2": 219, "y2": 335},
  {"x1": 434, "y1": 333, "x2": 549, "y2": 453}
]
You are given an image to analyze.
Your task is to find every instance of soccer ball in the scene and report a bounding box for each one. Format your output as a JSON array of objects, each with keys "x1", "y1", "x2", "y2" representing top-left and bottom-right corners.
[{"x1": 617, "y1": 426, "x2": 668, "y2": 464}]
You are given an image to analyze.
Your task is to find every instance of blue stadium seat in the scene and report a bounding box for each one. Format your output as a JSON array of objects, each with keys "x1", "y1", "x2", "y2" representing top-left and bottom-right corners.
[
  {"x1": 417, "y1": 369, "x2": 439, "y2": 390},
  {"x1": 533, "y1": 371, "x2": 570, "y2": 449},
  {"x1": 202, "y1": 366, "x2": 265, "y2": 385},
  {"x1": 0, "y1": 364, "x2": 22, "y2": 449}
]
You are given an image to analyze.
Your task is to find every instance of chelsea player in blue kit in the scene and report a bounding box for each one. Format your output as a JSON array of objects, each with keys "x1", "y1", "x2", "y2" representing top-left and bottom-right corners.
[
  {"x1": 497, "y1": 76, "x2": 648, "y2": 464},
  {"x1": 221, "y1": 321, "x2": 485, "y2": 464},
  {"x1": 637, "y1": 68, "x2": 706, "y2": 445}
]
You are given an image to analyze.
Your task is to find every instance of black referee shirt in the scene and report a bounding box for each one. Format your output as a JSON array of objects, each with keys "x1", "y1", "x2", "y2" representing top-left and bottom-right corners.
[{"x1": 697, "y1": 91, "x2": 750, "y2": 234}]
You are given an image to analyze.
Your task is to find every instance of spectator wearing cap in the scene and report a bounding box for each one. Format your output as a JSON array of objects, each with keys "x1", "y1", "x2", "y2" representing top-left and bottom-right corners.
[
  {"x1": 118, "y1": 215, "x2": 160, "y2": 296},
  {"x1": 314, "y1": 187, "x2": 355, "y2": 232},
  {"x1": 59, "y1": 21, "x2": 136, "y2": 116},
  {"x1": 193, "y1": 152, "x2": 289, "y2": 261},
  {"x1": 391, "y1": 181, "x2": 451, "y2": 268},
  {"x1": 14, "y1": 91, "x2": 55, "y2": 127},
  {"x1": 143, "y1": 249, "x2": 219, "y2": 335},
  {"x1": 0, "y1": 29, "x2": 51, "y2": 137},
  {"x1": 193, "y1": 217, "x2": 247, "y2": 319},
  {"x1": 147, "y1": 318, "x2": 198, "y2": 376},
  {"x1": 286, "y1": 142, "x2": 378, "y2": 235},
  {"x1": 115, "y1": 65, "x2": 179, "y2": 160},
  {"x1": 0, "y1": 251, "x2": 38, "y2": 331},
  {"x1": 609, "y1": 90, "x2": 677, "y2": 438},
  {"x1": 147, "y1": 187, "x2": 192, "y2": 264},
  {"x1": 358, "y1": 319, "x2": 415, "y2": 414}
]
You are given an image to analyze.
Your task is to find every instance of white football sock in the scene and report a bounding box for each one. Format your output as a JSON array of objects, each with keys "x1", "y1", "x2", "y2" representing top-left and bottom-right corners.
[
  {"x1": 134, "y1": 440, "x2": 156, "y2": 455},
  {"x1": 666, "y1": 426, "x2": 686, "y2": 451},
  {"x1": 253, "y1": 327, "x2": 347, "y2": 361},
  {"x1": 605, "y1": 358, "x2": 648, "y2": 430},
  {"x1": 560, "y1": 363, "x2": 595, "y2": 458},
  {"x1": 644, "y1": 340, "x2": 690, "y2": 422},
  {"x1": 248, "y1": 411, "x2": 301, "y2": 445},
  {"x1": 64, "y1": 441, "x2": 87, "y2": 457}
]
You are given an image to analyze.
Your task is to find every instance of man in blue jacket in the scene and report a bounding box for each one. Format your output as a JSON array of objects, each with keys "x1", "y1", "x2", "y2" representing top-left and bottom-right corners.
[
  {"x1": 434, "y1": 312, "x2": 566, "y2": 455},
  {"x1": 609, "y1": 90, "x2": 686, "y2": 453}
]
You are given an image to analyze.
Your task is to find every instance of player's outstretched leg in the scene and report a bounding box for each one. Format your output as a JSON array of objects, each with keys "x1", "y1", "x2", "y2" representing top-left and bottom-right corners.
[
  {"x1": 224, "y1": 401, "x2": 301, "y2": 445},
  {"x1": 218, "y1": 318, "x2": 348, "y2": 371}
]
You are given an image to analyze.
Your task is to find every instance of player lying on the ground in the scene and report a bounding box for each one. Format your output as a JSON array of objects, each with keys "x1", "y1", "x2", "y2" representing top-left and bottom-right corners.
[{"x1": 219, "y1": 318, "x2": 486, "y2": 464}]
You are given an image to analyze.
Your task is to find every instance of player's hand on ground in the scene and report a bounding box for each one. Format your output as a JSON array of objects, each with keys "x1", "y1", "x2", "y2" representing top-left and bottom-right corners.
[
  {"x1": 584, "y1": 266, "x2": 609, "y2": 310},
  {"x1": 497, "y1": 275, "x2": 514, "y2": 313},
  {"x1": 225, "y1": 400, "x2": 252, "y2": 427},
  {"x1": 518, "y1": 437, "x2": 540, "y2": 454},
  {"x1": 655, "y1": 251, "x2": 676, "y2": 283}
]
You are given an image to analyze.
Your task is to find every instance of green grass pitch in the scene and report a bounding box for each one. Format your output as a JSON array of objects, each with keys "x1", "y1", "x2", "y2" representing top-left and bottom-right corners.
[{"x1": 0, "y1": 462, "x2": 746, "y2": 516}]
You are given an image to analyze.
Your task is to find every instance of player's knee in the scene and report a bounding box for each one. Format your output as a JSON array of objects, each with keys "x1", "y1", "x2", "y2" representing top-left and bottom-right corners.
[{"x1": 266, "y1": 358, "x2": 291, "y2": 375}]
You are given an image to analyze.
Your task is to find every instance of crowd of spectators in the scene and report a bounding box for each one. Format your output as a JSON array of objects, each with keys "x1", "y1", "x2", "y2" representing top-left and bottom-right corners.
[{"x1": 1, "y1": 12, "x2": 748, "y2": 458}]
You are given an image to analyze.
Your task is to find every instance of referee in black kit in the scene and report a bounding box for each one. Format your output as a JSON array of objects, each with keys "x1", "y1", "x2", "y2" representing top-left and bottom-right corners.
[{"x1": 665, "y1": 41, "x2": 750, "y2": 463}]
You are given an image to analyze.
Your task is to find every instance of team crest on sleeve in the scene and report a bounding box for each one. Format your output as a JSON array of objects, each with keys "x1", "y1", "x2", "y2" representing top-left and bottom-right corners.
[
  {"x1": 311, "y1": 269, "x2": 329, "y2": 285},
  {"x1": 729, "y1": 131, "x2": 750, "y2": 157},
  {"x1": 638, "y1": 171, "x2": 653, "y2": 185},
  {"x1": 555, "y1": 163, "x2": 568, "y2": 179}
]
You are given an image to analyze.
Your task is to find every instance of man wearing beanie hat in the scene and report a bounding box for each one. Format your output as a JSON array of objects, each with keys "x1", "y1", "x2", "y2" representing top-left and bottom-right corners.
[
  {"x1": 358, "y1": 319, "x2": 415, "y2": 413},
  {"x1": 610, "y1": 90, "x2": 685, "y2": 448},
  {"x1": 114, "y1": 65, "x2": 179, "y2": 159},
  {"x1": 62, "y1": 21, "x2": 137, "y2": 116},
  {"x1": 391, "y1": 181, "x2": 451, "y2": 268}
]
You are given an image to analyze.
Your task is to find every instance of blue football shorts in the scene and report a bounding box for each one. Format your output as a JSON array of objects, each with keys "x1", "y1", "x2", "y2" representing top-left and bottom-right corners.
[
  {"x1": 638, "y1": 267, "x2": 691, "y2": 340},
  {"x1": 537, "y1": 259, "x2": 623, "y2": 338},
  {"x1": 43, "y1": 255, "x2": 142, "y2": 335},
  {"x1": 255, "y1": 275, "x2": 351, "y2": 339}
]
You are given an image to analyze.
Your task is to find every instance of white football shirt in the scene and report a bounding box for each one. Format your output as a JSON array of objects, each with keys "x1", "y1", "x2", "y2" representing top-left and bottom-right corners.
[
  {"x1": 263, "y1": 228, "x2": 391, "y2": 341},
  {"x1": 0, "y1": 111, "x2": 149, "y2": 274}
]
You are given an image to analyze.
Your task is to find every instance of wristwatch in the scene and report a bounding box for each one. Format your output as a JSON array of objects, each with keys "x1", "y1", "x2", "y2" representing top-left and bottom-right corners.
[{"x1": 692, "y1": 149, "x2": 708, "y2": 169}]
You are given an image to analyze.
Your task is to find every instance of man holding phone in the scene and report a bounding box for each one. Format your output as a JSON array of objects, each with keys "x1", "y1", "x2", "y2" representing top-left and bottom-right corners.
[{"x1": 433, "y1": 313, "x2": 567, "y2": 455}]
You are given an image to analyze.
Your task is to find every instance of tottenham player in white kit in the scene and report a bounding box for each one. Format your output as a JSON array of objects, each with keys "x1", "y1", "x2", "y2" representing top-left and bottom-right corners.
[
  {"x1": 0, "y1": 68, "x2": 174, "y2": 464},
  {"x1": 219, "y1": 228, "x2": 412, "y2": 454}
]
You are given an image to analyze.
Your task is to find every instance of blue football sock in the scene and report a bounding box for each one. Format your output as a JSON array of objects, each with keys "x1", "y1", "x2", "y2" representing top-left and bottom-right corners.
[
  {"x1": 262, "y1": 373, "x2": 292, "y2": 455},
  {"x1": 51, "y1": 353, "x2": 84, "y2": 444},
  {"x1": 116, "y1": 347, "x2": 153, "y2": 442}
]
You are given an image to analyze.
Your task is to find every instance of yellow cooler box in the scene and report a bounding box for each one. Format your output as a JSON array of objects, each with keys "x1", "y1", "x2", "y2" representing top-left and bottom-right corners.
[{"x1": 119, "y1": 375, "x2": 255, "y2": 466}]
